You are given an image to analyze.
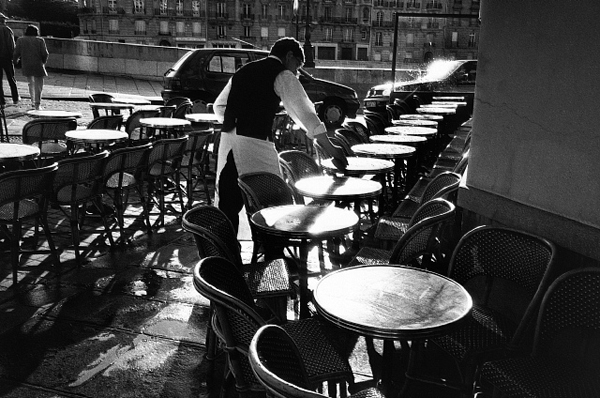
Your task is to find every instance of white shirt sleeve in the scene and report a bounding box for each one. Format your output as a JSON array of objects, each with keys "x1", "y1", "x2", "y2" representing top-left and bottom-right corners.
[
  {"x1": 213, "y1": 78, "x2": 231, "y2": 124},
  {"x1": 274, "y1": 70, "x2": 327, "y2": 139}
]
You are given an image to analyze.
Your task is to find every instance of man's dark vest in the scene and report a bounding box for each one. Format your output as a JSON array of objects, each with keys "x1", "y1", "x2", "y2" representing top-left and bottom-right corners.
[{"x1": 222, "y1": 57, "x2": 285, "y2": 140}]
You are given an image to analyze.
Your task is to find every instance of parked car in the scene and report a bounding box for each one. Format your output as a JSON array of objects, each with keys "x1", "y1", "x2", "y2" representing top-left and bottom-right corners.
[
  {"x1": 162, "y1": 48, "x2": 360, "y2": 127},
  {"x1": 363, "y1": 59, "x2": 477, "y2": 116}
]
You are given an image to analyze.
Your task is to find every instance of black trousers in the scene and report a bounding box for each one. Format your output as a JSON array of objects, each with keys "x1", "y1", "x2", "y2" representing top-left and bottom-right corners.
[
  {"x1": 0, "y1": 59, "x2": 19, "y2": 104},
  {"x1": 217, "y1": 150, "x2": 244, "y2": 234}
]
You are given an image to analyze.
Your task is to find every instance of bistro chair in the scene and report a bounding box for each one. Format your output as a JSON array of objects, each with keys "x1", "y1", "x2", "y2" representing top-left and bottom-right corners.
[
  {"x1": 408, "y1": 226, "x2": 557, "y2": 397},
  {"x1": 172, "y1": 99, "x2": 193, "y2": 120},
  {"x1": 86, "y1": 114, "x2": 124, "y2": 130},
  {"x1": 335, "y1": 128, "x2": 364, "y2": 147},
  {"x1": 22, "y1": 118, "x2": 77, "y2": 165},
  {"x1": 89, "y1": 93, "x2": 116, "y2": 118},
  {"x1": 146, "y1": 136, "x2": 188, "y2": 229},
  {"x1": 102, "y1": 142, "x2": 153, "y2": 243},
  {"x1": 0, "y1": 163, "x2": 60, "y2": 286},
  {"x1": 278, "y1": 150, "x2": 324, "y2": 204},
  {"x1": 50, "y1": 151, "x2": 115, "y2": 266},
  {"x1": 193, "y1": 256, "x2": 354, "y2": 398},
  {"x1": 374, "y1": 171, "x2": 461, "y2": 246},
  {"x1": 478, "y1": 267, "x2": 600, "y2": 398},
  {"x1": 347, "y1": 198, "x2": 456, "y2": 272},
  {"x1": 238, "y1": 171, "x2": 298, "y2": 263},
  {"x1": 329, "y1": 133, "x2": 355, "y2": 157},
  {"x1": 250, "y1": 324, "x2": 386, "y2": 398},
  {"x1": 124, "y1": 109, "x2": 160, "y2": 142},
  {"x1": 182, "y1": 205, "x2": 295, "y2": 361},
  {"x1": 179, "y1": 129, "x2": 214, "y2": 208},
  {"x1": 165, "y1": 96, "x2": 192, "y2": 108},
  {"x1": 341, "y1": 121, "x2": 370, "y2": 143}
]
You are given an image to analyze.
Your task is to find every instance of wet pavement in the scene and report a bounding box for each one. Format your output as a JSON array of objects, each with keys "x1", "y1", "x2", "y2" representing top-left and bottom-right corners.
[{"x1": 0, "y1": 71, "x2": 461, "y2": 398}]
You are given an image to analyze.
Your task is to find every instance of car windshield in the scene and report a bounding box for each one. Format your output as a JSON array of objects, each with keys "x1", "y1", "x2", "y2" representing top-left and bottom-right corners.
[{"x1": 420, "y1": 60, "x2": 463, "y2": 81}]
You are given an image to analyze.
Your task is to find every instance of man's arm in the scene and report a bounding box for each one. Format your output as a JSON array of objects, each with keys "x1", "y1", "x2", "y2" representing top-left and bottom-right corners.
[
  {"x1": 213, "y1": 78, "x2": 232, "y2": 124},
  {"x1": 274, "y1": 70, "x2": 326, "y2": 140}
]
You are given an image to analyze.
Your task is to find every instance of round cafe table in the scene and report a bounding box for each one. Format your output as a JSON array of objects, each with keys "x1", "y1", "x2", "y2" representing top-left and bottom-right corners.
[
  {"x1": 391, "y1": 118, "x2": 438, "y2": 129},
  {"x1": 432, "y1": 96, "x2": 465, "y2": 101},
  {"x1": 321, "y1": 156, "x2": 394, "y2": 178},
  {"x1": 352, "y1": 143, "x2": 416, "y2": 205},
  {"x1": 65, "y1": 129, "x2": 129, "y2": 153},
  {"x1": 420, "y1": 103, "x2": 461, "y2": 109},
  {"x1": 369, "y1": 134, "x2": 427, "y2": 146},
  {"x1": 399, "y1": 113, "x2": 444, "y2": 122},
  {"x1": 0, "y1": 142, "x2": 40, "y2": 169},
  {"x1": 432, "y1": 101, "x2": 467, "y2": 107},
  {"x1": 185, "y1": 113, "x2": 220, "y2": 124},
  {"x1": 250, "y1": 204, "x2": 359, "y2": 319},
  {"x1": 112, "y1": 96, "x2": 151, "y2": 105},
  {"x1": 26, "y1": 110, "x2": 82, "y2": 119},
  {"x1": 384, "y1": 125, "x2": 437, "y2": 137},
  {"x1": 139, "y1": 117, "x2": 191, "y2": 139},
  {"x1": 416, "y1": 107, "x2": 457, "y2": 115},
  {"x1": 313, "y1": 264, "x2": 472, "y2": 394}
]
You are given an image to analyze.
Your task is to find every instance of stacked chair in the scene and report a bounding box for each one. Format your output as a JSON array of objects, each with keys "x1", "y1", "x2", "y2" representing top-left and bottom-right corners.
[
  {"x1": 180, "y1": 129, "x2": 215, "y2": 208},
  {"x1": 193, "y1": 256, "x2": 354, "y2": 398},
  {"x1": 22, "y1": 118, "x2": 78, "y2": 166},
  {"x1": 87, "y1": 115, "x2": 123, "y2": 130}
]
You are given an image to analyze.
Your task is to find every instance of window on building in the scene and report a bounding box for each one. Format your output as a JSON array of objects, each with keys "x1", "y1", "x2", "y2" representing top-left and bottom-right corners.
[
  {"x1": 108, "y1": 0, "x2": 116, "y2": 12},
  {"x1": 344, "y1": 28, "x2": 353, "y2": 42},
  {"x1": 324, "y1": 6, "x2": 332, "y2": 21},
  {"x1": 217, "y1": 25, "x2": 226, "y2": 37},
  {"x1": 242, "y1": 3, "x2": 251, "y2": 18},
  {"x1": 345, "y1": 7, "x2": 353, "y2": 22},
  {"x1": 357, "y1": 47, "x2": 368, "y2": 61},
  {"x1": 91, "y1": 20, "x2": 97, "y2": 33},
  {"x1": 193, "y1": 22, "x2": 203, "y2": 36},
  {"x1": 278, "y1": 27, "x2": 286, "y2": 37},
  {"x1": 317, "y1": 46, "x2": 335, "y2": 60},
  {"x1": 452, "y1": 31, "x2": 458, "y2": 47},
  {"x1": 468, "y1": 31, "x2": 476, "y2": 47},
  {"x1": 243, "y1": 25, "x2": 252, "y2": 37},
  {"x1": 261, "y1": 4, "x2": 269, "y2": 18},
  {"x1": 192, "y1": 0, "x2": 200, "y2": 16},
  {"x1": 176, "y1": 21, "x2": 185, "y2": 34},
  {"x1": 134, "y1": 0, "x2": 144, "y2": 13},
  {"x1": 261, "y1": 26, "x2": 269, "y2": 37},
  {"x1": 362, "y1": 8, "x2": 370, "y2": 22},
  {"x1": 361, "y1": 29, "x2": 368, "y2": 41},
  {"x1": 405, "y1": 50, "x2": 413, "y2": 60},
  {"x1": 135, "y1": 20, "x2": 146, "y2": 34},
  {"x1": 278, "y1": 4, "x2": 286, "y2": 19},
  {"x1": 109, "y1": 19, "x2": 118, "y2": 33},
  {"x1": 406, "y1": 32, "x2": 414, "y2": 46},
  {"x1": 159, "y1": 0, "x2": 167, "y2": 14},
  {"x1": 217, "y1": 2, "x2": 226, "y2": 17},
  {"x1": 375, "y1": 31, "x2": 383, "y2": 46},
  {"x1": 376, "y1": 11, "x2": 383, "y2": 27},
  {"x1": 176, "y1": 0, "x2": 183, "y2": 15},
  {"x1": 324, "y1": 27, "x2": 333, "y2": 41},
  {"x1": 160, "y1": 20, "x2": 169, "y2": 34}
]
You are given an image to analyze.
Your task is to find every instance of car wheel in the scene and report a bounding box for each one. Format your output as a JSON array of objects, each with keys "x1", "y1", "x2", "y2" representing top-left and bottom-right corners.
[{"x1": 319, "y1": 100, "x2": 346, "y2": 128}]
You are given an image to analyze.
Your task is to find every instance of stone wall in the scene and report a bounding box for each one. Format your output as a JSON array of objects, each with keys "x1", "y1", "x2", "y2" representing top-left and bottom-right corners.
[{"x1": 44, "y1": 37, "x2": 416, "y2": 101}]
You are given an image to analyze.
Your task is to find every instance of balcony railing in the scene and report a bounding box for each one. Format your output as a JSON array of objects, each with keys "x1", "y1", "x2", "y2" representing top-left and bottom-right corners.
[
  {"x1": 240, "y1": 13, "x2": 254, "y2": 20},
  {"x1": 425, "y1": 2, "x2": 443, "y2": 9}
]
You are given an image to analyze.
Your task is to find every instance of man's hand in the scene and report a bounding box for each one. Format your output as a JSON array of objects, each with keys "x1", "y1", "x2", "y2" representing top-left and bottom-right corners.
[{"x1": 314, "y1": 133, "x2": 348, "y2": 172}]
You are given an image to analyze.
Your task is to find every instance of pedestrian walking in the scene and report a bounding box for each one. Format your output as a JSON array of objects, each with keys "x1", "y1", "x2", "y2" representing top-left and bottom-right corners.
[
  {"x1": 13, "y1": 24, "x2": 48, "y2": 110},
  {"x1": 0, "y1": 13, "x2": 20, "y2": 106}
]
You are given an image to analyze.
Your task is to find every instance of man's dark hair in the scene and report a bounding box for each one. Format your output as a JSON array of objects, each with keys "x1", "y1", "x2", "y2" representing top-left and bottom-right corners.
[
  {"x1": 270, "y1": 37, "x2": 304, "y2": 63},
  {"x1": 25, "y1": 25, "x2": 39, "y2": 36}
]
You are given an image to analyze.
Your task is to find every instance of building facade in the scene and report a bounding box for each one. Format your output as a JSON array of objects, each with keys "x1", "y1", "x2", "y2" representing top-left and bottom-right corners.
[{"x1": 77, "y1": 0, "x2": 479, "y2": 66}]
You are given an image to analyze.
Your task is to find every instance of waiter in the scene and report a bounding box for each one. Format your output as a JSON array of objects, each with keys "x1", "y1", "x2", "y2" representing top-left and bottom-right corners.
[{"x1": 214, "y1": 37, "x2": 346, "y2": 233}]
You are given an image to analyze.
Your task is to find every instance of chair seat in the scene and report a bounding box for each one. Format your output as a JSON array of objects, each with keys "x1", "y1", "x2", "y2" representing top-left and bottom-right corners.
[
  {"x1": 392, "y1": 199, "x2": 419, "y2": 218},
  {"x1": 481, "y1": 356, "x2": 600, "y2": 398},
  {"x1": 374, "y1": 215, "x2": 410, "y2": 241},
  {"x1": 149, "y1": 163, "x2": 177, "y2": 176},
  {"x1": 432, "y1": 305, "x2": 518, "y2": 361},
  {"x1": 106, "y1": 172, "x2": 137, "y2": 189},
  {"x1": 241, "y1": 258, "x2": 293, "y2": 299},
  {"x1": 41, "y1": 142, "x2": 68, "y2": 154},
  {"x1": 348, "y1": 246, "x2": 391, "y2": 267},
  {"x1": 56, "y1": 185, "x2": 95, "y2": 203},
  {"x1": 282, "y1": 318, "x2": 354, "y2": 385},
  {"x1": 0, "y1": 199, "x2": 39, "y2": 220}
]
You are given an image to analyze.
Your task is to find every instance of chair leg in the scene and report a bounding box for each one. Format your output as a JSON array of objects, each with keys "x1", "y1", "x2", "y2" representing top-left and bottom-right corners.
[
  {"x1": 39, "y1": 214, "x2": 60, "y2": 266},
  {"x1": 70, "y1": 205, "x2": 83, "y2": 266},
  {"x1": 11, "y1": 222, "x2": 21, "y2": 286},
  {"x1": 94, "y1": 197, "x2": 115, "y2": 247}
]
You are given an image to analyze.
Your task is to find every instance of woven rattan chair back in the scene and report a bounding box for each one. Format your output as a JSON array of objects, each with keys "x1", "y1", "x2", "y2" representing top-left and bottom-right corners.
[
  {"x1": 238, "y1": 172, "x2": 295, "y2": 212},
  {"x1": 249, "y1": 324, "x2": 318, "y2": 397},
  {"x1": 22, "y1": 118, "x2": 77, "y2": 163},
  {"x1": 88, "y1": 93, "x2": 114, "y2": 103},
  {"x1": 278, "y1": 150, "x2": 321, "y2": 204},
  {"x1": 0, "y1": 163, "x2": 59, "y2": 285},
  {"x1": 330, "y1": 133, "x2": 355, "y2": 157},
  {"x1": 335, "y1": 128, "x2": 364, "y2": 147},
  {"x1": 182, "y1": 205, "x2": 244, "y2": 265},
  {"x1": 389, "y1": 198, "x2": 456, "y2": 270},
  {"x1": 181, "y1": 129, "x2": 214, "y2": 208},
  {"x1": 124, "y1": 109, "x2": 160, "y2": 141},
  {"x1": 53, "y1": 151, "x2": 114, "y2": 264},
  {"x1": 103, "y1": 142, "x2": 153, "y2": 238},
  {"x1": 421, "y1": 171, "x2": 461, "y2": 204},
  {"x1": 165, "y1": 96, "x2": 192, "y2": 108},
  {"x1": 342, "y1": 121, "x2": 370, "y2": 142},
  {"x1": 194, "y1": 256, "x2": 266, "y2": 392},
  {"x1": 172, "y1": 100, "x2": 193, "y2": 119},
  {"x1": 448, "y1": 226, "x2": 556, "y2": 335},
  {"x1": 87, "y1": 115, "x2": 123, "y2": 130}
]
